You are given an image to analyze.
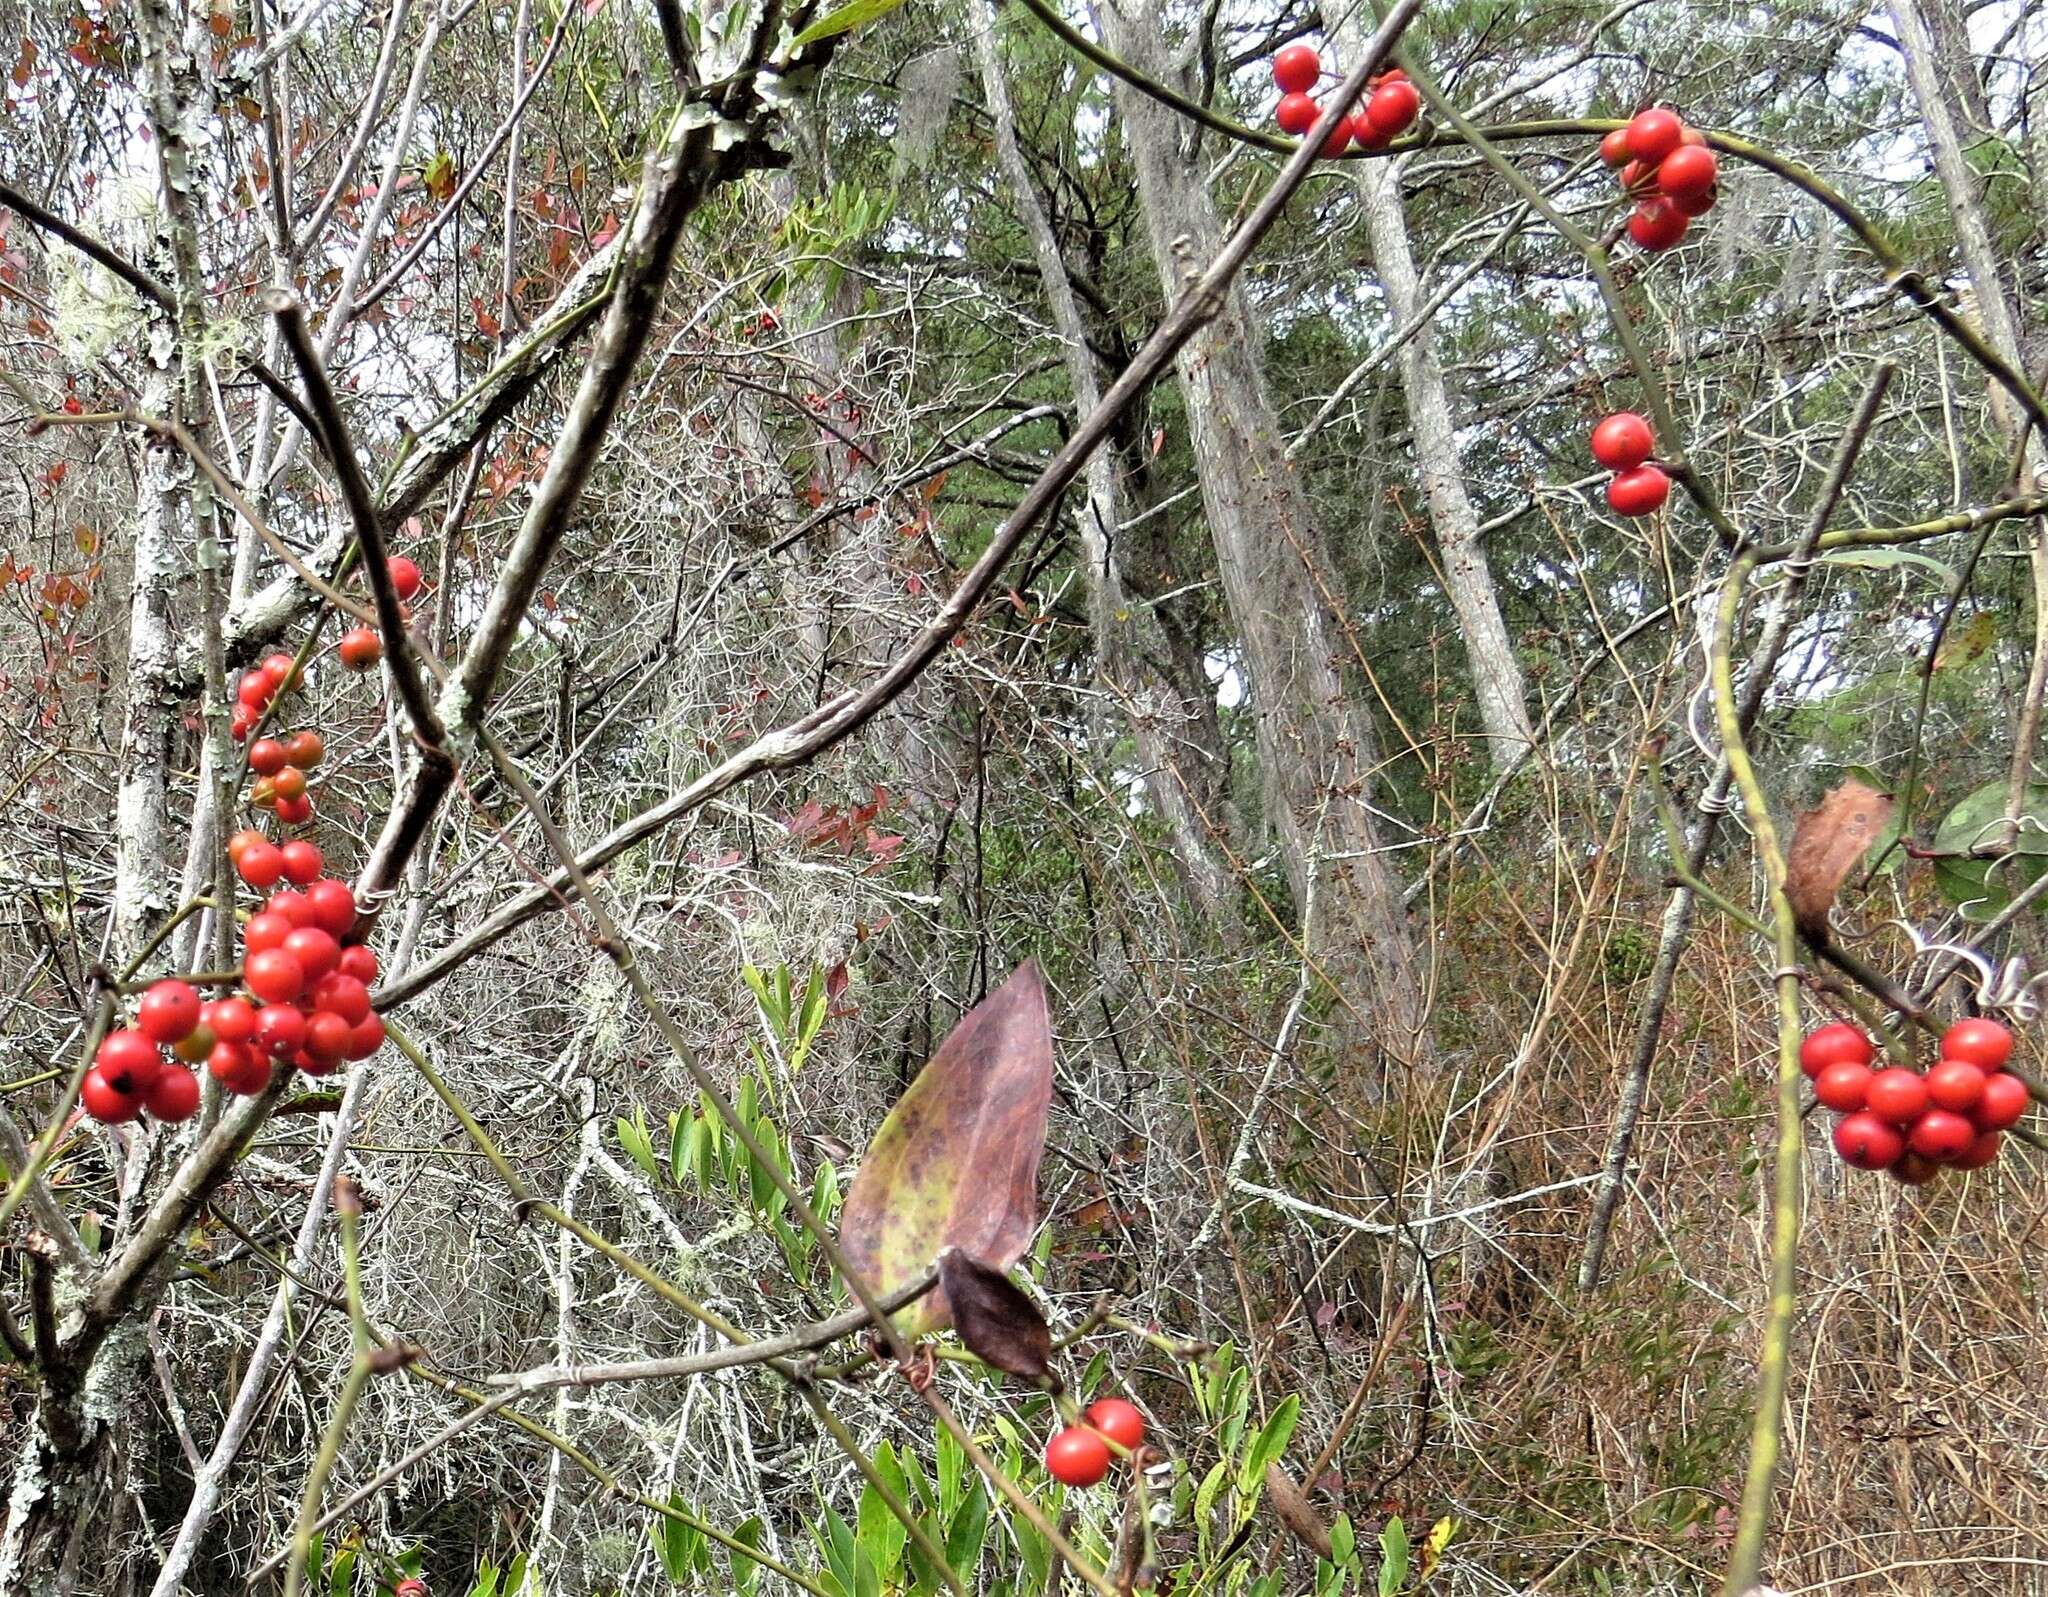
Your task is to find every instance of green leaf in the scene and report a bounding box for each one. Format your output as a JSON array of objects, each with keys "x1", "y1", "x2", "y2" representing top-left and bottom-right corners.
[
  {"x1": 838, "y1": 962, "x2": 1055, "y2": 1336},
  {"x1": 1330, "y1": 1512, "x2": 1356, "y2": 1567},
  {"x1": 791, "y1": 0, "x2": 911, "y2": 49},
  {"x1": 857, "y1": 1442, "x2": 909, "y2": 1581},
  {"x1": 728, "y1": 1517, "x2": 766, "y2": 1597},
  {"x1": 616, "y1": 1110, "x2": 656, "y2": 1181},
  {"x1": 1378, "y1": 1516, "x2": 1410, "y2": 1597},
  {"x1": 1816, "y1": 546, "x2": 1956, "y2": 582},
  {"x1": 946, "y1": 1478, "x2": 990, "y2": 1576},
  {"x1": 667, "y1": 1110, "x2": 689, "y2": 1187},
  {"x1": 1238, "y1": 1395, "x2": 1301, "y2": 1500},
  {"x1": 1932, "y1": 779, "x2": 2048, "y2": 920}
]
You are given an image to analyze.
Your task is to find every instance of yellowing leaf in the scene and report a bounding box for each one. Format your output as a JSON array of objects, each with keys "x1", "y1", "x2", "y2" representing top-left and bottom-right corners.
[{"x1": 838, "y1": 961, "x2": 1054, "y2": 1336}]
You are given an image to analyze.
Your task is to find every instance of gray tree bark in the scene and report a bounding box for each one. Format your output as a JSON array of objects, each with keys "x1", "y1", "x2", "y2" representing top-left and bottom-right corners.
[
  {"x1": 1322, "y1": 9, "x2": 1534, "y2": 769},
  {"x1": 1099, "y1": 0, "x2": 1424, "y2": 1043},
  {"x1": 970, "y1": 0, "x2": 1239, "y2": 922}
]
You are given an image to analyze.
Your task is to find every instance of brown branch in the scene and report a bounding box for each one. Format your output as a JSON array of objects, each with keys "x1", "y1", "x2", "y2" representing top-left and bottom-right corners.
[{"x1": 264, "y1": 289, "x2": 450, "y2": 752}]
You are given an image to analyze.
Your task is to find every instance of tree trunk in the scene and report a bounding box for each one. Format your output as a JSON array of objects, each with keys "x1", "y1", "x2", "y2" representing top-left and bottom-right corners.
[
  {"x1": 1323, "y1": 9, "x2": 1533, "y2": 768},
  {"x1": 1100, "y1": 0, "x2": 1423, "y2": 1045},
  {"x1": 970, "y1": 0, "x2": 1240, "y2": 922}
]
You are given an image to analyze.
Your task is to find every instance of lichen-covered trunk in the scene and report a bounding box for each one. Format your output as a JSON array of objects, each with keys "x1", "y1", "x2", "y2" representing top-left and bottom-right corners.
[
  {"x1": 970, "y1": 0, "x2": 1240, "y2": 923},
  {"x1": 1102, "y1": 0, "x2": 1424, "y2": 1046},
  {"x1": 1323, "y1": 7, "x2": 1533, "y2": 768}
]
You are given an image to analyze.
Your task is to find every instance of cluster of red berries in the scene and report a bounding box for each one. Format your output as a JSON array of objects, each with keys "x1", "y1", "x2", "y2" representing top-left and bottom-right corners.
[
  {"x1": 1589, "y1": 410, "x2": 1670, "y2": 516},
  {"x1": 82, "y1": 982, "x2": 206, "y2": 1124},
  {"x1": 1271, "y1": 43, "x2": 1419, "y2": 156},
  {"x1": 338, "y1": 552, "x2": 423, "y2": 674},
  {"x1": 1599, "y1": 107, "x2": 1719, "y2": 252},
  {"x1": 84, "y1": 609, "x2": 396, "y2": 1123},
  {"x1": 215, "y1": 832, "x2": 384, "y2": 1089},
  {"x1": 1044, "y1": 1398, "x2": 1146, "y2": 1489},
  {"x1": 85, "y1": 838, "x2": 385, "y2": 1123},
  {"x1": 1806, "y1": 1018, "x2": 2029, "y2": 1184}
]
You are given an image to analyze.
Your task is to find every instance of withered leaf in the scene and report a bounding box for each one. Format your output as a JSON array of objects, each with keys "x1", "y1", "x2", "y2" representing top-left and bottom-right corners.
[
  {"x1": 1265, "y1": 1463, "x2": 1333, "y2": 1559},
  {"x1": 839, "y1": 960, "x2": 1054, "y2": 1336},
  {"x1": 1784, "y1": 778, "x2": 1894, "y2": 939},
  {"x1": 937, "y1": 1249, "x2": 1053, "y2": 1384}
]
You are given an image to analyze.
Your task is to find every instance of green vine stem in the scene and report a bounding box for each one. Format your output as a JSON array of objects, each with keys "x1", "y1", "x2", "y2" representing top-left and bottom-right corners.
[{"x1": 1708, "y1": 549, "x2": 1807, "y2": 1597}]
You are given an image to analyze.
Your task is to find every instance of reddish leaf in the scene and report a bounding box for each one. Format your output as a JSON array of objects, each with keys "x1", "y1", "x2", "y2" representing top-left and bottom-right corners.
[{"x1": 839, "y1": 961, "x2": 1054, "y2": 1336}]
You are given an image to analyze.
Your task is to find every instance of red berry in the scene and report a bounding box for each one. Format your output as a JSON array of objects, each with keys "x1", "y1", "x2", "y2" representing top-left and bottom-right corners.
[
  {"x1": 1812, "y1": 1061, "x2": 1871, "y2": 1112},
  {"x1": 275, "y1": 793, "x2": 315, "y2": 825},
  {"x1": 344, "y1": 1012, "x2": 386, "y2": 1060},
  {"x1": 1656, "y1": 144, "x2": 1717, "y2": 203},
  {"x1": 137, "y1": 979, "x2": 202, "y2": 1044},
  {"x1": 1275, "y1": 92, "x2": 1320, "y2": 137},
  {"x1": 97, "y1": 1029, "x2": 164, "y2": 1094},
  {"x1": 388, "y1": 556, "x2": 424, "y2": 600},
  {"x1": 1907, "y1": 1108, "x2": 1976, "y2": 1163},
  {"x1": 227, "y1": 828, "x2": 269, "y2": 864},
  {"x1": 1599, "y1": 127, "x2": 1633, "y2": 165},
  {"x1": 144, "y1": 1066, "x2": 201, "y2": 1122},
  {"x1": 260, "y1": 652, "x2": 298, "y2": 691},
  {"x1": 1272, "y1": 42, "x2": 1320, "y2": 95},
  {"x1": 285, "y1": 731, "x2": 326, "y2": 768},
  {"x1": 1799, "y1": 1023, "x2": 1873, "y2": 1077},
  {"x1": 1351, "y1": 113, "x2": 1392, "y2": 152},
  {"x1": 1626, "y1": 107, "x2": 1685, "y2": 165},
  {"x1": 304, "y1": 1010, "x2": 353, "y2": 1064},
  {"x1": 1605, "y1": 464, "x2": 1670, "y2": 517},
  {"x1": 282, "y1": 927, "x2": 341, "y2": 983},
  {"x1": 1939, "y1": 1017, "x2": 2012, "y2": 1070},
  {"x1": 206, "y1": 997, "x2": 258, "y2": 1045},
  {"x1": 1085, "y1": 1398, "x2": 1146, "y2": 1453},
  {"x1": 1045, "y1": 1426, "x2": 1111, "y2": 1488},
  {"x1": 1363, "y1": 78, "x2": 1420, "y2": 139},
  {"x1": 82, "y1": 1067, "x2": 143, "y2": 1124},
  {"x1": 336, "y1": 944, "x2": 379, "y2": 984},
  {"x1": 1925, "y1": 1060, "x2": 1987, "y2": 1113},
  {"x1": 272, "y1": 765, "x2": 307, "y2": 803},
  {"x1": 248, "y1": 738, "x2": 288, "y2": 776},
  {"x1": 1627, "y1": 197, "x2": 1688, "y2": 251},
  {"x1": 267, "y1": 890, "x2": 316, "y2": 929},
  {"x1": 1888, "y1": 1150, "x2": 1942, "y2": 1185},
  {"x1": 311, "y1": 972, "x2": 371, "y2": 1026},
  {"x1": 1320, "y1": 116, "x2": 1352, "y2": 157},
  {"x1": 305, "y1": 879, "x2": 358, "y2": 939},
  {"x1": 231, "y1": 707, "x2": 254, "y2": 742},
  {"x1": 1832, "y1": 1111, "x2": 1904, "y2": 1170},
  {"x1": 1972, "y1": 1070, "x2": 2030, "y2": 1131},
  {"x1": 238, "y1": 670, "x2": 273, "y2": 710},
  {"x1": 1670, "y1": 184, "x2": 1718, "y2": 218},
  {"x1": 244, "y1": 948, "x2": 306, "y2": 1005},
  {"x1": 1590, "y1": 411, "x2": 1654, "y2": 471},
  {"x1": 279, "y1": 840, "x2": 324, "y2": 885},
  {"x1": 1952, "y1": 1130, "x2": 2003, "y2": 1170},
  {"x1": 254, "y1": 1003, "x2": 309, "y2": 1059},
  {"x1": 1617, "y1": 159, "x2": 1654, "y2": 194},
  {"x1": 236, "y1": 840, "x2": 285, "y2": 889},
  {"x1": 1865, "y1": 1067, "x2": 1930, "y2": 1127},
  {"x1": 338, "y1": 627, "x2": 383, "y2": 671},
  {"x1": 209, "y1": 1040, "x2": 270, "y2": 1095}
]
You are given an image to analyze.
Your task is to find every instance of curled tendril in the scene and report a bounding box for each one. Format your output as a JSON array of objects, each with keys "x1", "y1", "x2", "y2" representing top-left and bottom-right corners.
[{"x1": 1890, "y1": 918, "x2": 2048, "y2": 1023}]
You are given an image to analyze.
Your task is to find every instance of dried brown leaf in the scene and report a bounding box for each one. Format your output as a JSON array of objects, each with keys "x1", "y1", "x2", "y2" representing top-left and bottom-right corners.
[
  {"x1": 1784, "y1": 778, "x2": 1894, "y2": 939},
  {"x1": 937, "y1": 1250, "x2": 1053, "y2": 1384}
]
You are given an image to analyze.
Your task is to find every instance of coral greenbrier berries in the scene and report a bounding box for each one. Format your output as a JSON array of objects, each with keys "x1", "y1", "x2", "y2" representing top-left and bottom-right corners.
[{"x1": 1807, "y1": 1019, "x2": 2028, "y2": 1184}]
